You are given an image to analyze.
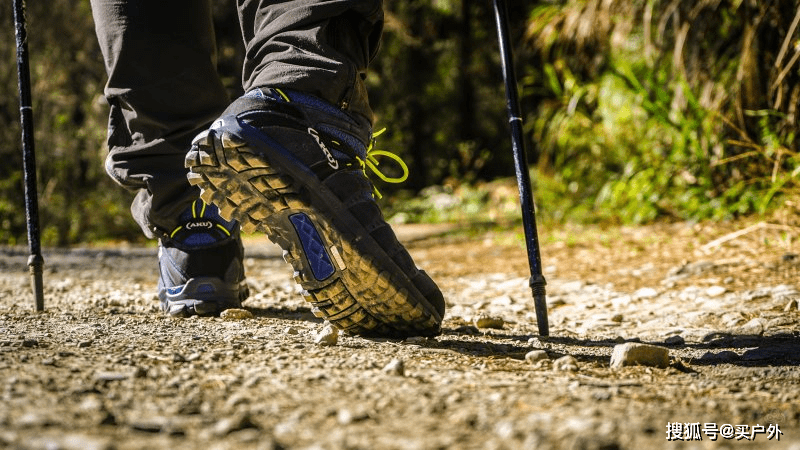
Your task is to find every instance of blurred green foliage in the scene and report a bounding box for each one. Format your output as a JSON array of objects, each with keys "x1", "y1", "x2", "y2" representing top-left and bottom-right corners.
[
  {"x1": 1, "y1": 1, "x2": 799, "y2": 246},
  {"x1": 519, "y1": 0, "x2": 800, "y2": 224},
  {"x1": 0, "y1": 1, "x2": 130, "y2": 246}
]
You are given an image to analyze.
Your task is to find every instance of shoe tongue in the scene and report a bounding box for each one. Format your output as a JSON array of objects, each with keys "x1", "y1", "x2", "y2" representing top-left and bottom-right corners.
[
  {"x1": 183, "y1": 216, "x2": 217, "y2": 234},
  {"x1": 315, "y1": 124, "x2": 367, "y2": 160},
  {"x1": 168, "y1": 202, "x2": 237, "y2": 250},
  {"x1": 221, "y1": 94, "x2": 283, "y2": 118},
  {"x1": 233, "y1": 88, "x2": 371, "y2": 155}
]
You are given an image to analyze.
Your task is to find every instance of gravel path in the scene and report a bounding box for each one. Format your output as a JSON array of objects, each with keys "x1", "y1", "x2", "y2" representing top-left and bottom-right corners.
[{"x1": 1, "y1": 221, "x2": 799, "y2": 449}]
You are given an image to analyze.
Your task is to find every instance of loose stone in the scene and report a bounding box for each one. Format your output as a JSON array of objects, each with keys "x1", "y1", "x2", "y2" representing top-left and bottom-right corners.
[
  {"x1": 706, "y1": 286, "x2": 727, "y2": 297},
  {"x1": 315, "y1": 323, "x2": 339, "y2": 346},
  {"x1": 213, "y1": 414, "x2": 256, "y2": 436},
  {"x1": 94, "y1": 371, "x2": 130, "y2": 382},
  {"x1": 633, "y1": 288, "x2": 658, "y2": 299},
  {"x1": 736, "y1": 318, "x2": 766, "y2": 335},
  {"x1": 473, "y1": 314, "x2": 505, "y2": 329},
  {"x1": 664, "y1": 335, "x2": 685, "y2": 346},
  {"x1": 525, "y1": 350, "x2": 549, "y2": 364},
  {"x1": 610, "y1": 343, "x2": 669, "y2": 369},
  {"x1": 700, "y1": 350, "x2": 740, "y2": 363},
  {"x1": 382, "y1": 358, "x2": 405, "y2": 376},
  {"x1": 553, "y1": 355, "x2": 579, "y2": 372},
  {"x1": 220, "y1": 309, "x2": 253, "y2": 321}
]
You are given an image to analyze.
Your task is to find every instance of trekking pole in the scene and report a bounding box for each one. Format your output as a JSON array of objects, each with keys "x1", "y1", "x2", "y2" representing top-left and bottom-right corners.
[
  {"x1": 492, "y1": 0, "x2": 548, "y2": 336},
  {"x1": 14, "y1": 0, "x2": 45, "y2": 312}
]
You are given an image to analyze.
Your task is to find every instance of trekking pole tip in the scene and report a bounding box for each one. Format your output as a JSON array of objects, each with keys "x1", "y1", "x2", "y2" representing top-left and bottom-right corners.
[
  {"x1": 27, "y1": 254, "x2": 44, "y2": 312},
  {"x1": 530, "y1": 277, "x2": 549, "y2": 336}
]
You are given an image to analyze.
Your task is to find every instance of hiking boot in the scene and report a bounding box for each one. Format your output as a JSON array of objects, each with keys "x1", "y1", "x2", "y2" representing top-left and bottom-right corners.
[
  {"x1": 157, "y1": 199, "x2": 249, "y2": 317},
  {"x1": 185, "y1": 88, "x2": 445, "y2": 337}
]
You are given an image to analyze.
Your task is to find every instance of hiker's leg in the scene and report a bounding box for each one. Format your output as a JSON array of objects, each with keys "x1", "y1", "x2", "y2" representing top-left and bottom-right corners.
[
  {"x1": 90, "y1": 0, "x2": 229, "y2": 237},
  {"x1": 90, "y1": 0, "x2": 247, "y2": 317},
  {"x1": 237, "y1": 0, "x2": 382, "y2": 126}
]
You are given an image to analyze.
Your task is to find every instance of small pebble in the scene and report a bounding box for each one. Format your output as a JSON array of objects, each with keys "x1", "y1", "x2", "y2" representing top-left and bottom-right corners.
[
  {"x1": 736, "y1": 318, "x2": 766, "y2": 336},
  {"x1": 94, "y1": 371, "x2": 130, "y2": 382},
  {"x1": 455, "y1": 325, "x2": 480, "y2": 335},
  {"x1": 336, "y1": 409, "x2": 368, "y2": 425},
  {"x1": 700, "y1": 350, "x2": 740, "y2": 363},
  {"x1": 129, "y1": 418, "x2": 167, "y2": 433},
  {"x1": 16, "y1": 412, "x2": 54, "y2": 427},
  {"x1": 610, "y1": 343, "x2": 669, "y2": 369},
  {"x1": 784, "y1": 299, "x2": 798, "y2": 312},
  {"x1": 553, "y1": 355, "x2": 579, "y2": 372},
  {"x1": 473, "y1": 314, "x2": 505, "y2": 329},
  {"x1": 315, "y1": 323, "x2": 339, "y2": 346},
  {"x1": 664, "y1": 335, "x2": 685, "y2": 346},
  {"x1": 706, "y1": 286, "x2": 727, "y2": 297},
  {"x1": 213, "y1": 414, "x2": 256, "y2": 436},
  {"x1": 31, "y1": 434, "x2": 114, "y2": 450},
  {"x1": 220, "y1": 309, "x2": 253, "y2": 321},
  {"x1": 382, "y1": 358, "x2": 405, "y2": 376},
  {"x1": 633, "y1": 287, "x2": 658, "y2": 299},
  {"x1": 337, "y1": 409, "x2": 355, "y2": 425},
  {"x1": 524, "y1": 350, "x2": 549, "y2": 364}
]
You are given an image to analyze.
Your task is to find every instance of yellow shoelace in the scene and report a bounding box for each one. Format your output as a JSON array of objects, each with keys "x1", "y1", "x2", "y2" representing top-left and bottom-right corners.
[
  {"x1": 354, "y1": 128, "x2": 409, "y2": 199},
  {"x1": 273, "y1": 89, "x2": 409, "y2": 199}
]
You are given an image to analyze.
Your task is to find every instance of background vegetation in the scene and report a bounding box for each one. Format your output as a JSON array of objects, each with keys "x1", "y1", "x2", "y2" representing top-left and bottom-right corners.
[{"x1": 1, "y1": 0, "x2": 799, "y2": 245}]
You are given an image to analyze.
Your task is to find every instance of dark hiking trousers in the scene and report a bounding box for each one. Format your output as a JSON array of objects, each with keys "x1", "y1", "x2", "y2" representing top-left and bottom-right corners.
[{"x1": 90, "y1": 0, "x2": 382, "y2": 238}]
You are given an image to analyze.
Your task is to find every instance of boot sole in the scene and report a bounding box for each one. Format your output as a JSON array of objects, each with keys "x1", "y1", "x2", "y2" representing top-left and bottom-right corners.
[
  {"x1": 159, "y1": 276, "x2": 248, "y2": 317},
  {"x1": 185, "y1": 118, "x2": 442, "y2": 337}
]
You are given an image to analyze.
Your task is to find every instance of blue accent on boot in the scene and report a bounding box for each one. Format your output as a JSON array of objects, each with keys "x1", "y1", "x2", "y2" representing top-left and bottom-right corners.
[
  {"x1": 289, "y1": 213, "x2": 335, "y2": 281},
  {"x1": 158, "y1": 200, "x2": 248, "y2": 316}
]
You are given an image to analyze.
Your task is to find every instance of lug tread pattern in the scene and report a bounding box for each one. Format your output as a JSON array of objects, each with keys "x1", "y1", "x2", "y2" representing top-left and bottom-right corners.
[{"x1": 186, "y1": 128, "x2": 441, "y2": 337}]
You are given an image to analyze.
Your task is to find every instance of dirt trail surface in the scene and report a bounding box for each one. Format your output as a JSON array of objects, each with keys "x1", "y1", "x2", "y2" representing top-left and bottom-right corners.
[{"x1": 1, "y1": 219, "x2": 800, "y2": 449}]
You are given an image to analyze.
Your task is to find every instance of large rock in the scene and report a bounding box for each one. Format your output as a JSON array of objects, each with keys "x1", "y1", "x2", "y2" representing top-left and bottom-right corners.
[{"x1": 610, "y1": 343, "x2": 670, "y2": 369}]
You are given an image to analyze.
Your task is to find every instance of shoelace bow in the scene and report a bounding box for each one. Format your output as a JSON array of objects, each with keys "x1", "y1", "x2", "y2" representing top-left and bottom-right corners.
[
  {"x1": 352, "y1": 127, "x2": 409, "y2": 199},
  {"x1": 271, "y1": 89, "x2": 409, "y2": 199}
]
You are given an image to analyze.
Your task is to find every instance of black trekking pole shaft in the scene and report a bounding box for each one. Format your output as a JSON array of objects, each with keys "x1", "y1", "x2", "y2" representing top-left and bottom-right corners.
[
  {"x1": 492, "y1": 0, "x2": 548, "y2": 336},
  {"x1": 14, "y1": 0, "x2": 45, "y2": 312}
]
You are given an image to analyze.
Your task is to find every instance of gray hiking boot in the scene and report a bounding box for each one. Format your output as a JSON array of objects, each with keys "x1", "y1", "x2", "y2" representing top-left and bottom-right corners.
[
  {"x1": 157, "y1": 200, "x2": 249, "y2": 317},
  {"x1": 184, "y1": 88, "x2": 445, "y2": 337}
]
